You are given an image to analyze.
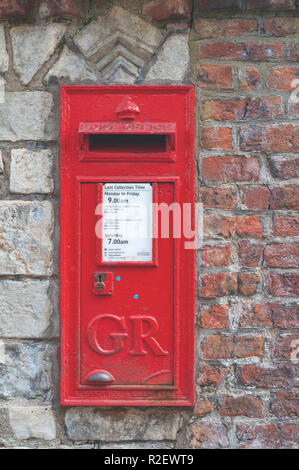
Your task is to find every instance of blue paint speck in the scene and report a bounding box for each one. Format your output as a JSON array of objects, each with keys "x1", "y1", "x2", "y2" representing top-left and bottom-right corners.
[
  {"x1": 133, "y1": 294, "x2": 139, "y2": 300},
  {"x1": 115, "y1": 276, "x2": 121, "y2": 281}
]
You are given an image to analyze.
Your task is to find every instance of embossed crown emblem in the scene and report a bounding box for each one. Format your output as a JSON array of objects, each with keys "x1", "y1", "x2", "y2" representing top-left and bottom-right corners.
[{"x1": 116, "y1": 96, "x2": 140, "y2": 121}]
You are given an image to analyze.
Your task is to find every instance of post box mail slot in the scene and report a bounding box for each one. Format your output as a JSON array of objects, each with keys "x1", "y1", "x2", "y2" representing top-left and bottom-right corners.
[
  {"x1": 60, "y1": 86, "x2": 195, "y2": 406},
  {"x1": 78, "y1": 120, "x2": 176, "y2": 161}
]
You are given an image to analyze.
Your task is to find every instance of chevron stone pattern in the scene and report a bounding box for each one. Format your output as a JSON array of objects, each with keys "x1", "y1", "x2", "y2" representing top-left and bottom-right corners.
[{"x1": 74, "y1": 6, "x2": 163, "y2": 83}]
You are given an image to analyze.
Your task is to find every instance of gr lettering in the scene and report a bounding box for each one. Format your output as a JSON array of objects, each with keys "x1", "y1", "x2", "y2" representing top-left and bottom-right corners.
[{"x1": 87, "y1": 314, "x2": 168, "y2": 356}]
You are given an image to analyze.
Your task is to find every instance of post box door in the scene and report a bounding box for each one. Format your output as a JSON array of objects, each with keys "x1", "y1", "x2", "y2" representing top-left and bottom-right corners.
[{"x1": 80, "y1": 181, "x2": 175, "y2": 386}]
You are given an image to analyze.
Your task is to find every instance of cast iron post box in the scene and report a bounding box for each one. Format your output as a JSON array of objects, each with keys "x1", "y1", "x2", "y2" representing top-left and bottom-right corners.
[{"x1": 60, "y1": 86, "x2": 195, "y2": 406}]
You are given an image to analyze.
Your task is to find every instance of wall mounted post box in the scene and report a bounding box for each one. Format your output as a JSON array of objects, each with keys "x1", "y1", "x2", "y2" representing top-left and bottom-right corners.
[{"x1": 60, "y1": 86, "x2": 195, "y2": 406}]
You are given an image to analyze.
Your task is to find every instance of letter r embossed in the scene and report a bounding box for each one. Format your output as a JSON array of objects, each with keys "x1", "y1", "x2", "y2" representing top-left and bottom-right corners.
[{"x1": 129, "y1": 316, "x2": 169, "y2": 356}]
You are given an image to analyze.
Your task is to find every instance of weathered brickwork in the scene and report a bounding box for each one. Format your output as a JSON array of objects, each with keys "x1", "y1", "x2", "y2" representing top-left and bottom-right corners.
[
  {"x1": 191, "y1": 0, "x2": 299, "y2": 450},
  {"x1": 0, "y1": 0, "x2": 298, "y2": 450}
]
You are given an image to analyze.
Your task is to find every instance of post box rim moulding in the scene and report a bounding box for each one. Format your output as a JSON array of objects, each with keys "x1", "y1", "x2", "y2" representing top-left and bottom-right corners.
[{"x1": 60, "y1": 85, "x2": 195, "y2": 406}]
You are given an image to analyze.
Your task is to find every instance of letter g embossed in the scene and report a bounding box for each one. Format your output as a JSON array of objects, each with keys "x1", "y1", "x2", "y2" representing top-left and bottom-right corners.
[{"x1": 87, "y1": 314, "x2": 127, "y2": 355}]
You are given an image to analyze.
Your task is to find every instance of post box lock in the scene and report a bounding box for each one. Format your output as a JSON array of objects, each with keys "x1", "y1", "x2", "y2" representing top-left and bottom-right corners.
[{"x1": 93, "y1": 272, "x2": 113, "y2": 295}]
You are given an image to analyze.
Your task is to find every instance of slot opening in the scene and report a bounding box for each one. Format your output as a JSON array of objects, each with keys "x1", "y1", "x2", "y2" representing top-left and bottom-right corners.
[{"x1": 88, "y1": 133, "x2": 168, "y2": 154}]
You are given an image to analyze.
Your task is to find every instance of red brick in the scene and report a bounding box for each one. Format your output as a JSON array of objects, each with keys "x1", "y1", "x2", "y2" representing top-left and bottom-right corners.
[
  {"x1": 270, "y1": 391, "x2": 299, "y2": 417},
  {"x1": 273, "y1": 216, "x2": 299, "y2": 236},
  {"x1": 269, "y1": 184, "x2": 299, "y2": 210},
  {"x1": 201, "y1": 245, "x2": 231, "y2": 267},
  {"x1": 267, "y1": 67, "x2": 299, "y2": 91},
  {"x1": 234, "y1": 334, "x2": 264, "y2": 358},
  {"x1": 236, "y1": 363, "x2": 298, "y2": 388},
  {"x1": 194, "y1": 18, "x2": 258, "y2": 39},
  {"x1": 238, "y1": 273, "x2": 259, "y2": 296},
  {"x1": 200, "y1": 187, "x2": 237, "y2": 209},
  {"x1": 240, "y1": 66, "x2": 261, "y2": 90},
  {"x1": 197, "y1": 0, "x2": 243, "y2": 10},
  {"x1": 142, "y1": 0, "x2": 191, "y2": 22},
  {"x1": 200, "y1": 273, "x2": 237, "y2": 298},
  {"x1": 245, "y1": 96, "x2": 283, "y2": 120},
  {"x1": 202, "y1": 335, "x2": 233, "y2": 359},
  {"x1": 200, "y1": 365, "x2": 228, "y2": 387},
  {"x1": 237, "y1": 423, "x2": 299, "y2": 449},
  {"x1": 201, "y1": 127, "x2": 233, "y2": 150},
  {"x1": 264, "y1": 243, "x2": 299, "y2": 268},
  {"x1": 272, "y1": 303, "x2": 299, "y2": 328},
  {"x1": 194, "y1": 64, "x2": 233, "y2": 89},
  {"x1": 40, "y1": 0, "x2": 87, "y2": 18},
  {"x1": 201, "y1": 156, "x2": 259, "y2": 182},
  {"x1": 264, "y1": 17, "x2": 299, "y2": 36},
  {"x1": 242, "y1": 42, "x2": 284, "y2": 60},
  {"x1": 198, "y1": 41, "x2": 245, "y2": 60},
  {"x1": 235, "y1": 302, "x2": 273, "y2": 327},
  {"x1": 201, "y1": 98, "x2": 246, "y2": 121},
  {"x1": 204, "y1": 214, "x2": 263, "y2": 238},
  {"x1": 269, "y1": 156, "x2": 299, "y2": 179},
  {"x1": 242, "y1": 186, "x2": 270, "y2": 210},
  {"x1": 199, "y1": 41, "x2": 282, "y2": 61},
  {"x1": 240, "y1": 125, "x2": 299, "y2": 152},
  {"x1": 267, "y1": 273, "x2": 299, "y2": 297},
  {"x1": 194, "y1": 396, "x2": 213, "y2": 416},
  {"x1": 189, "y1": 422, "x2": 229, "y2": 449},
  {"x1": 238, "y1": 240, "x2": 264, "y2": 267},
  {"x1": 0, "y1": 0, "x2": 33, "y2": 18},
  {"x1": 202, "y1": 334, "x2": 264, "y2": 359},
  {"x1": 230, "y1": 214, "x2": 264, "y2": 237},
  {"x1": 219, "y1": 394, "x2": 263, "y2": 417},
  {"x1": 272, "y1": 334, "x2": 299, "y2": 360},
  {"x1": 200, "y1": 304, "x2": 229, "y2": 328},
  {"x1": 286, "y1": 42, "x2": 299, "y2": 62},
  {"x1": 247, "y1": 0, "x2": 295, "y2": 9}
]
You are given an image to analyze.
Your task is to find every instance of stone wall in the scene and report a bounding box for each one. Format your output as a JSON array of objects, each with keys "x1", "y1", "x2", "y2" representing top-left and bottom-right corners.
[{"x1": 0, "y1": 0, "x2": 298, "y2": 449}]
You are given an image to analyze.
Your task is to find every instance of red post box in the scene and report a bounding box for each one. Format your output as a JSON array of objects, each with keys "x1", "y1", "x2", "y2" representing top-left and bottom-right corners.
[{"x1": 60, "y1": 86, "x2": 195, "y2": 406}]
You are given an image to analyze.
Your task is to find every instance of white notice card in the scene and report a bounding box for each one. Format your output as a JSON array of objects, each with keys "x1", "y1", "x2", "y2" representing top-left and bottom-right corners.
[{"x1": 102, "y1": 183, "x2": 153, "y2": 262}]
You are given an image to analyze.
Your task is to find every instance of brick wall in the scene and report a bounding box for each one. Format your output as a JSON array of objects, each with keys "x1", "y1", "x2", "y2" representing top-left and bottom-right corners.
[
  {"x1": 191, "y1": 0, "x2": 299, "y2": 449},
  {"x1": 0, "y1": 0, "x2": 298, "y2": 449}
]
